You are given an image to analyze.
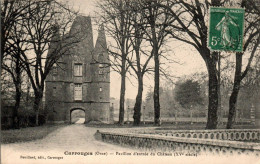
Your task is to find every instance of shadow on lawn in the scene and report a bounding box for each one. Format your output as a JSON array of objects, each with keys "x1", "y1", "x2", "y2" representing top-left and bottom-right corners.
[{"x1": 1, "y1": 124, "x2": 65, "y2": 144}]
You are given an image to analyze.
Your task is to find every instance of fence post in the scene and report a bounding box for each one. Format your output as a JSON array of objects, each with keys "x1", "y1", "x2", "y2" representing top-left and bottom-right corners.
[
  {"x1": 251, "y1": 104, "x2": 255, "y2": 125},
  {"x1": 143, "y1": 105, "x2": 145, "y2": 124},
  {"x1": 190, "y1": 105, "x2": 193, "y2": 125},
  {"x1": 175, "y1": 109, "x2": 178, "y2": 125}
]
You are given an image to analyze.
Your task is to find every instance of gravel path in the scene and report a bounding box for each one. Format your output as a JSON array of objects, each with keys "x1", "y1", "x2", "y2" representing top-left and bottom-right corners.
[
  {"x1": 75, "y1": 118, "x2": 85, "y2": 124},
  {"x1": 1, "y1": 124, "x2": 135, "y2": 164}
]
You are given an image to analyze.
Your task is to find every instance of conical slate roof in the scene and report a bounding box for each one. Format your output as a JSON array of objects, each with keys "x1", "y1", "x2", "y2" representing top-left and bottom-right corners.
[
  {"x1": 95, "y1": 24, "x2": 107, "y2": 50},
  {"x1": 94, "y1": 24, "x2": 109, "y2": 64}
]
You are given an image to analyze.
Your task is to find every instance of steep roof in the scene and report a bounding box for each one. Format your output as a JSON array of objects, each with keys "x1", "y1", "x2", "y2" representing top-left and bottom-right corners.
[
  {"x1": 64, "y1": 15, "x2": 94, "y2": 63},
  {"x1": 69, "y1": 15, "x2": 94, "y2": 52},
  {"x1": 94, "y1": 24, "x2": 109, "y2": 64}
]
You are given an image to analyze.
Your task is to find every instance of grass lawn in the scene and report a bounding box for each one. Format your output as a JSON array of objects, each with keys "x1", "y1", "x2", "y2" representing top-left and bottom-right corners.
[{"x1": 1, "y1": 124, "x2": 65, "y2": 144}]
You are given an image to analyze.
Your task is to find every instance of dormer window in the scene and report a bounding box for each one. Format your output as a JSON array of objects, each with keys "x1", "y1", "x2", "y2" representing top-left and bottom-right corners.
[
  {"x1": 99, "y1": 63, "x2": 104, "y2": 75},
  {"x1": 74, "y1": 63, "x2": 82, "y2": 76}
]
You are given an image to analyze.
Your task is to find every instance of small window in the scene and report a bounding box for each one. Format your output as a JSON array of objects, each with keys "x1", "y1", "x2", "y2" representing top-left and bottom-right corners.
[
  {"x1": 98, "y1": 53, "x2": 104, "y2": 62},
  {"x1": 74, "y1": 84, "x2": 82, "y2": 100},
  {"x1": 53, "y1": 63, "x2": 58, "y2": 75},
  {"x1": 53, "y1": 87, "x2": 56, "y2": 97},
  {"x1": 99, "y1": 64, "x2": 103, "y2": 75},
  {"x1": 74, "y1": 63, "x2": 82, "y2": 76},
  {"x1": 99, "y1": 87, "x2": 102, "y2": 92}
]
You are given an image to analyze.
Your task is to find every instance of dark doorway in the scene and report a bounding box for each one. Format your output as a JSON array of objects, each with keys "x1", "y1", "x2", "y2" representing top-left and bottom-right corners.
[{"x1": 70, "y1": 109, "x2": 85, "y2": 124}]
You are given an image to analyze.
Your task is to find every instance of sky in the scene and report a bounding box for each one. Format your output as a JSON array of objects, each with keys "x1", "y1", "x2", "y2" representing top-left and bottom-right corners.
[{"x1": 68, "y1": 0, "x2": 207, "y2": 99}]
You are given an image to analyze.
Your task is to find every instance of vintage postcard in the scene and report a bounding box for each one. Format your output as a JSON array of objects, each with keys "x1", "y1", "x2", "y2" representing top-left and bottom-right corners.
[{"x1": 1, "y1": 0, "x2": 259, "y2": 164}]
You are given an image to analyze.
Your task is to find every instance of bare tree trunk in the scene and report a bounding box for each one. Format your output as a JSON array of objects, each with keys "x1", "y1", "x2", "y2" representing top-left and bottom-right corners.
[
  {"x1": 1, "y1": 35, "x2": 5, "y2": 69},
  {"x1": 227, "y1": 53, "x2": 242, "y2": 129},
  {"x1": 154, "y1": 51, "x2": 160, "y2": 125},
  {"x1": 1, "y1": 4, "x2": 6, "y2": 69},
  {"x1": 133, "y1": 76, "x2": 143, "y2": 125},
  {"x1": 13, "y1": 82, "x2": 21, "y2": 129},
  {"x1": 33, "y1": 91, "x2": 43, "y2": 126},
  {"x1": 206, "y1": 52, "x2": 219, "y2": 129},
  {"x1": 13, "y1": 53, "x2": 22, "y2": 129},
  {"x1": 119, "y1": 68, "x2": 126, "y2": 125},
  {"x1": 149, "y1": 4, "x2": 161, "y2": 125},
  {"x1": 217, "y1": 53, "x2": 222, "y2": 126},
  {"x1": 227, "y1": 85, "x2": 240, "y2": 129}
]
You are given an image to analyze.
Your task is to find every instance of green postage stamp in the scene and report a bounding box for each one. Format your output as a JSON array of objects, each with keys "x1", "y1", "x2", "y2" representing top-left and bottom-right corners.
[{"x1": 208, "y1": 7, "x2": 245, "y2": 52}]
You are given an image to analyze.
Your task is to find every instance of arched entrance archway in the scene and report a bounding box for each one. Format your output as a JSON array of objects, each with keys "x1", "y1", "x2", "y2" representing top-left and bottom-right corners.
[{"x1": 70, "y1": 108, "x2": 85, "y2": 124}]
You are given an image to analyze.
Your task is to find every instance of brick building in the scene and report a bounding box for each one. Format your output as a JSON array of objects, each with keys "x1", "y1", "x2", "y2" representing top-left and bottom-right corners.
[{"x1": 45, "y1": 16, "x2": 110, "y2": 123}]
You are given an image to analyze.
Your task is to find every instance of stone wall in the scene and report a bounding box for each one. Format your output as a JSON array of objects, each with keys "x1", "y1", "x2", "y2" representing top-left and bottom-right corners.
[{"x1": 95, "y1": 130, "x2": 260, "y2": 156}]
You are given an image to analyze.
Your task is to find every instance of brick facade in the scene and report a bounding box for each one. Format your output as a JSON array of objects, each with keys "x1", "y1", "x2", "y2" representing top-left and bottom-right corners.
[{"x1": 45, "y1": 16, "x2": 110, "y2": 123}]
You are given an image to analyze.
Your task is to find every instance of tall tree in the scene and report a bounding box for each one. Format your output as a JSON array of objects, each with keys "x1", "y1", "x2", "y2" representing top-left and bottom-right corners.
[
  {"x1": 1, "y1": 0, "x2": 40, "y2": 128},
  {"x1": 125, "y1": 1, "x2": 154, "y2": 125},
  {"x1": 97, "y1": 0, "x2": 133, "y2": 125},
  {"x1": 139, "y1": 0, "x2": 175, "y2": 125},
  {"x1": 226, "y1": 0, "x2": 260, "y2": 128},
  {"x1": 2, "y1": 33, "x2": 24, "y2": 128},
  {"x1": 8, "y1": 0, "x2": 79, "y2": 125},
  {"x1": 157, "y1": 0, "x2": 223, "y2": 129}
]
